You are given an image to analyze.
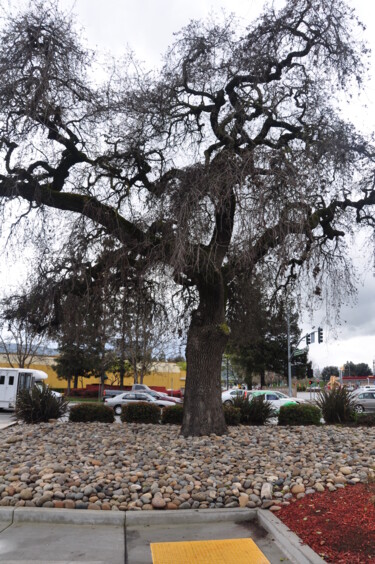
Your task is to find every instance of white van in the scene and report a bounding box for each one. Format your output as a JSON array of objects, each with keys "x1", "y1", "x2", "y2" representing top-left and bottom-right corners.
[{"x1": 0, "y1": 368, "x2": 49, "y2": 410}]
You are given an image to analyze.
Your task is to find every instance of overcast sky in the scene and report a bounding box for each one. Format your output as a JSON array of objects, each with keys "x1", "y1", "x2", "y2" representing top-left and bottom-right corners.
[{"x1": 2, "y1": 0, "x2": 375, "y2": 371}]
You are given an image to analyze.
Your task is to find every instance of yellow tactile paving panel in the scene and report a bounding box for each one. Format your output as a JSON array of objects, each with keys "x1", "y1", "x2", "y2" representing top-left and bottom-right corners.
[{"x1": 150, "y1": 538, "x2": 271, "y2": 563}]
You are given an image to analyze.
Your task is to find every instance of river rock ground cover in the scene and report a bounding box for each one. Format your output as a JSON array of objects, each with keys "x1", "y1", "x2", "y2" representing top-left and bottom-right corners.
[{"x1": 0, "y1": 422, "x2": 374, "y2": 511}]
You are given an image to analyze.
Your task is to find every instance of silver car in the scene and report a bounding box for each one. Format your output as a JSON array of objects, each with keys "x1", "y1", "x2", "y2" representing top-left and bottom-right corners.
[
  {"x1": 104, "y1": 391, "x2": 174, "y2": 415},
  {"x1": 353, "y1": 391, "x2": 375, "y2": 413},
  {"x1": 221, "y1": 389, "x2": 249, "y2": 405}
]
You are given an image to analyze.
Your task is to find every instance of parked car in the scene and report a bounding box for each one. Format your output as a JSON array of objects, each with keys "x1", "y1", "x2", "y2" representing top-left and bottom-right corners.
[
  {"x1": 104, "y1": 392, "x2": 175, "y2": 415},
  {"x1": 142, "y1": 389, "x2": 182, "y2": 404},
  {"x1": 132, "y1": 384, "x2": 153, "y2": 392},
  {"x1": 102, "y1": 389, "x2": 129, "y2": 400},
  {"x1": 352, "y1": 391, "x2": 375, "y2": 413},
  {"x1": 132, "y1": 384, "x2": 182, "y2": 403},
  {"x1": 248, "y1": 390, "x2": 304, "y2": 413},
  {"x1": 221, "y1": 388, "x2": 250, "y2": 405},
  {"x1": 352, "y1": 386, "x2": 375, "y2": 396}
]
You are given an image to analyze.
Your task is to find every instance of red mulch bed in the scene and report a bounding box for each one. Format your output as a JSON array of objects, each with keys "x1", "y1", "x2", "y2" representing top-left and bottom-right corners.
[{"x1": 277, "y1": 483, "x2": 375, "y2": 563}]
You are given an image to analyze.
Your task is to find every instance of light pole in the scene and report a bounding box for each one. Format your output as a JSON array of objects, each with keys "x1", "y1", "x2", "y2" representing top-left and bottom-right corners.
[{"x1": 287, "y1": 311, "x2": 292, "y2": 397}]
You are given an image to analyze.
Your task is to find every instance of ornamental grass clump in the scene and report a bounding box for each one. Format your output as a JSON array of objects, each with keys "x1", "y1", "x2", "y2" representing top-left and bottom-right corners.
[
  {"x1": 69, "y1": 403, "x2": 115, "y2": 423},
  {"x1": 121, "y1": 402, "x2": 161, "y2": 424},
  {"x1": 315, "y1": 387, "x2": 356, "y2": 424},
  {"x1": 161, "y1": 404, "x2": 184, "y2": 424},
  {"x1": 278, "y1": 403, "x2": 321, "y2": 426},
  {"x1": 15, "y1": 384, "x2": 69, "y2": 424},
  {"x1": 233, "y1": 395, "x2": 275, "y2": 425}
]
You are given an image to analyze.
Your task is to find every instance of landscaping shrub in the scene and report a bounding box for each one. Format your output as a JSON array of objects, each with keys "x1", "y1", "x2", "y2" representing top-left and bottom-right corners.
[
  {"x1": 121, "y1": 402, "x2": 161, "y2": 424},
  {"x1": 354, "y1": 413, "x2": 375, "y2": 426},
  {"x1": 233, "y1": 395, "x2": 275, "y2": 425},
  {"x1": 278, "y1": 403, "x2": 321, "y2": 426},
  {"x1": 223, "y1": 405, "x2": 241, "y2": 426},
  {"x1": 15, "y1": 384, "x2": 69, "y2": 424},
  {"x1": 315, "y1": 387, "x2": 356, "y2": 424},
  {"x1": 161, "y1": 404, "x2": 184, "y2": 424},
  {"x1": 69, "y1": 403, "x2": 115, "y2": 423}
]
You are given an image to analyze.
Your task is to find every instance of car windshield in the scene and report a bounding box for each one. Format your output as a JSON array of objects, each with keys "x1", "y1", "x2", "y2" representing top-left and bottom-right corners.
[
  {"x1": 142, "y1": 394, "x2": 156, "y2": 401},
  {"x1": 274, "y1": 392, "x2": 288, "y2": 398}
]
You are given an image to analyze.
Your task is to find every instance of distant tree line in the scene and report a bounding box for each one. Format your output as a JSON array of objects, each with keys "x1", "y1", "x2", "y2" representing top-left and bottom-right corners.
[{"x1": 321, "y1": 362, "x2": 373, "y2": 382}]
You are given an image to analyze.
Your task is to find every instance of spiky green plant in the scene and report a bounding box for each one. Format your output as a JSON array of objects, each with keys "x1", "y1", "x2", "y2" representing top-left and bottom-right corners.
[
  {"x1": 15, "y1": 384, "x2": 69, "y2": 424},
  {"x1": 315, "y1": 387, "x2": 355, "y2": 424}
]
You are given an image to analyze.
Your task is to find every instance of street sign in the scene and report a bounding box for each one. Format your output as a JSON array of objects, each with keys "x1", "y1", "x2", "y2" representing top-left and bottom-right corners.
[{"x1": 293, "y1": 347, "x2": 307, "y2": 357}]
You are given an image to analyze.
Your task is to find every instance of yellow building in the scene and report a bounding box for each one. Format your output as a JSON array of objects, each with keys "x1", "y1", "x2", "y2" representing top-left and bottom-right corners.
[{"x1": 0, "y1": 355, "x2": 186, "y2": 392}]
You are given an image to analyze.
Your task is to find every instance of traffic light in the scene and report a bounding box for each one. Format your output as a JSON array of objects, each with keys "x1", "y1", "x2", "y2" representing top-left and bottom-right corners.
[
  {"x1": 318, "y1": 327, "x2": 323, "y2": 344},
  {"x1": 306, "y1": 333, "x2": 311, "y2": 345},
  {"x1": 309, "y1": 380, "x2": 313, "y2": 386}
]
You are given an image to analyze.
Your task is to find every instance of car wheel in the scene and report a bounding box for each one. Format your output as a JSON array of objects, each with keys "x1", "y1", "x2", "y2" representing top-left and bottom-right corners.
[
  {"x1": 223, "y1": 400, "x2": 232, "y2": 405},
  {"x1": 114, "y1": 405, "x2": 122, "y2": 416},
  {"x1": 354, "y1": 404, "x2": 365, "y2": 413}
]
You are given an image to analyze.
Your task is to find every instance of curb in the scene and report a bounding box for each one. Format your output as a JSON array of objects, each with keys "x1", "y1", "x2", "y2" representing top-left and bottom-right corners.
[
  {"x1": 126, "y1": 507, "x2": 257, "y2": 526},
  {"x1": 258, "y1": 509, "x2": 326, "y2": 564},
  {"x1": 0, "y1": 506, "x2": 326, "y2": 563},
  {"x1": 0, "y1": 507, "x2": 14, "y2": 521},
  {"x1": 0, "y1": 507, "x2": 256, "y2": 527},
  {"x1": 0, "y1": 421, "x2": 18, "y2": 430},
  {"x1": 3, "y1": 507, "x2": 126, "y2": 526}
]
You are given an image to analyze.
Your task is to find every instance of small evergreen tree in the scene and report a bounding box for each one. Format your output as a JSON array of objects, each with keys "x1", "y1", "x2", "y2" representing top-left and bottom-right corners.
[{"x1": 227, "y1": 279, "x2": 307, "y2": 387}]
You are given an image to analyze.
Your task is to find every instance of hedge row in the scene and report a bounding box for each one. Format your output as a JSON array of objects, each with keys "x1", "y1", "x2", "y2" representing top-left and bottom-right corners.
[
  {"x1": 121, "y1": 402, "x2": 160, "y2": 424},
  {"x1": 56, "y1": 398, "x2": 375, "y2": 428},
  {"x1": 67, "y1": 402, "x2": 244, "y2": 425},
  {"x1": 69, "y1": 403, "x2": 115, "y2": 423},
  {"x1": 278, "y1": 403, "x2": 321, "y2": 426},
  {"x1": 67, "y1": 401, "x2": 324, "y2": 426}
]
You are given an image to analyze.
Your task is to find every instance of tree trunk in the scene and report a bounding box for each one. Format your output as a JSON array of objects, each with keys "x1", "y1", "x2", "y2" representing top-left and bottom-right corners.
[
  {"x1": 181, "y1": 275, "x2": 228, "y2": 437},
  {"x1": 67, "y1": 376, "x2": 71, "y2": 395},
  {"x1": 119, "y1": 358, "x2": 124, "y2": 387},
  {"x1": 74, "y1": 374, "x2": 78, "y2": 388},
  {"x1": 260, "y1": 368, "x2": 265, "y2": 389},
  {"x1": 244, "y1": 371, "x2": 253, "y2": 390},
  {"x1": 133, "y1": 361, "x2": 138, "y2": 385}
]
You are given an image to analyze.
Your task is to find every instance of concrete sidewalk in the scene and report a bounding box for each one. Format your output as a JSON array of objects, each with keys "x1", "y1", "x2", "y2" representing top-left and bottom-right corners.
[{"x1": 0, "y1": 507, "x2": 325, "y2": 564}]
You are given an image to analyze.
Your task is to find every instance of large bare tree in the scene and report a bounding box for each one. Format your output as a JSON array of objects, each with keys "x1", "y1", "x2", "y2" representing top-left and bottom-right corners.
[{"x1": 0, "y1": 0, "x2": 374, "y2": 435}]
